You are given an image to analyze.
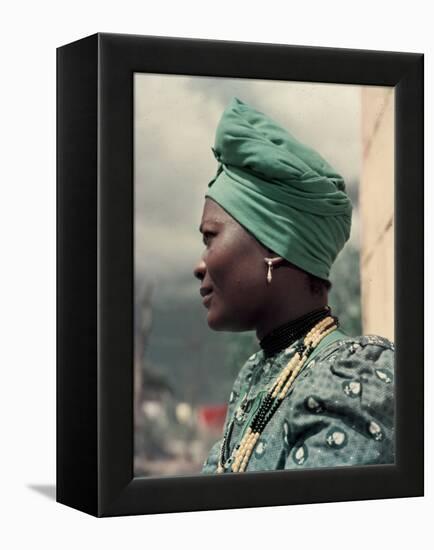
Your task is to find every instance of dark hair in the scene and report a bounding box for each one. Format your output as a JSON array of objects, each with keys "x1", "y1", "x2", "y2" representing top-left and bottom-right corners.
[{"x1": 307, "y1": 273, "x2": 332, "y2": 295}]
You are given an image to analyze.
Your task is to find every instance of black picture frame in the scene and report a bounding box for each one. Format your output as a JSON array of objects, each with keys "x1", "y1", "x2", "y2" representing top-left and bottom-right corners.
[{"x1": 56, "y1": 32, "x2": 424, "y2": 517}]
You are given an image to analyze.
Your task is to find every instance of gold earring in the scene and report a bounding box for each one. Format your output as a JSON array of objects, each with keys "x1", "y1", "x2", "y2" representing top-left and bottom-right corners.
[{"x1": 265, "y1": 258, "x2": 273, "y2": 283}]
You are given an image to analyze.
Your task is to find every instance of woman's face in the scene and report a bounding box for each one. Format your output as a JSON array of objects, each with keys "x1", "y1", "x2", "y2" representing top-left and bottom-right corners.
[{"x1": 193, "y1": 198, "x2": 270, "y2": 332}]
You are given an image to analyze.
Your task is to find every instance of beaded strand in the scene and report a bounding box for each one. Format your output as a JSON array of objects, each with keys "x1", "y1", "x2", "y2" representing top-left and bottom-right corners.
[
  {"x1": 260, "y1": 305, "x2": 331, "y2": 358},
  {"x1": 217, "y1": 315, "x2": 338, "y2": 474}
]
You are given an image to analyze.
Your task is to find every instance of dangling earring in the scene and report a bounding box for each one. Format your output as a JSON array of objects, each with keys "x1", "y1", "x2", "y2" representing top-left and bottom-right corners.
[{"x1": 264, "y1": 258, "x2": 273, "y2": 284}]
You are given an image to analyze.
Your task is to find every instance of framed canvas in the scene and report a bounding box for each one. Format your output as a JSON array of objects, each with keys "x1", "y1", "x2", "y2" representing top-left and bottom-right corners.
[{"x1": 56, "y1": 32, "x2": 423, "y2": 517}]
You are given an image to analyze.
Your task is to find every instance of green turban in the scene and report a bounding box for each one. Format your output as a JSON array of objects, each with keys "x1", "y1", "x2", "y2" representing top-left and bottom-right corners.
[{"x1": 205, "y1": 97, "x2": 353, "y2": 281}]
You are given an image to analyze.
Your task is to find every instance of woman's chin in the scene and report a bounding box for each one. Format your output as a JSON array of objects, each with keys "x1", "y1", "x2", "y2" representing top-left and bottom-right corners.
[
  {"x1": 206, "y1": 305, "x2": 230, "y2": 331},
  {"x1": 206, "y1": 307, "x2": 242, "y2": 332},
  {"x1": 206, "y1": 311, "x2": 225, "y2": 331}
]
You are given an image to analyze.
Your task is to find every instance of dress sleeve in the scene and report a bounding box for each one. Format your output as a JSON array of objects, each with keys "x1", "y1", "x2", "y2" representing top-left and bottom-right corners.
[{"x1": 282, "y1": 338, "x2": 395, "y2": 470}]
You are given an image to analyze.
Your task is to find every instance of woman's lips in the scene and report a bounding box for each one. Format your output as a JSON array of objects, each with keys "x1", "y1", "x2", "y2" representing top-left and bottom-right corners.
[{"x1": 202, "y1": 292, "x2": 213, "y2": 307}]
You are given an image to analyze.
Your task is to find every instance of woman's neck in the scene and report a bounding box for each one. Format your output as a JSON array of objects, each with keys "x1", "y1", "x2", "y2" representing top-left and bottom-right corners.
[
  {"x1": 256, "y1": 293, "x2": 328, "y2": 342},
  {"x1": 258, "y1": 305, "x2": 331, "y2": 358}
]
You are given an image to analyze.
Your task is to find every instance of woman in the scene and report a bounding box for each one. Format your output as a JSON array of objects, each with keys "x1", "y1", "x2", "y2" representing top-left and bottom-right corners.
[{"x1": 193, "y1": 97, "x2": 394, "y2": 474}]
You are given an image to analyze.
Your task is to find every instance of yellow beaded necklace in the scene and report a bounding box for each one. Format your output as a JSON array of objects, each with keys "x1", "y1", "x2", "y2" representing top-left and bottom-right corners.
[{"x1": 217, "y1": 315, "x2": 338, "y2": 473}]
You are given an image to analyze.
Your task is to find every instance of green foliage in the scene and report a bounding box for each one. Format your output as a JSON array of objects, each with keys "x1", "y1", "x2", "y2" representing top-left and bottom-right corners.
[{"x1": 329, "y1": 241, "x2": 362, "y2": 336}]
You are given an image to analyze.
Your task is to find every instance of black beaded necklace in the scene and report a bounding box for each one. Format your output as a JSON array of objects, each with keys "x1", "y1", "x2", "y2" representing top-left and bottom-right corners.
[{"x1": 259, "y1": 305, "x2": 332, "y2": 358}]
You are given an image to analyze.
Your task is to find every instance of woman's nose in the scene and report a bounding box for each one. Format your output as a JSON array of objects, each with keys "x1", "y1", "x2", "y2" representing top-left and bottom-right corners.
[{"x1": 193, "y1": 258, "x2": 206, "y2": 281}]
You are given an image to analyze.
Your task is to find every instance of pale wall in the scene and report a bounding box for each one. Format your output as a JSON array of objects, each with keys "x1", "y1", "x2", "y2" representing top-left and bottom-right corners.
[{"x1": 360, "y1": 87, "x2": 394, "y2": 341}]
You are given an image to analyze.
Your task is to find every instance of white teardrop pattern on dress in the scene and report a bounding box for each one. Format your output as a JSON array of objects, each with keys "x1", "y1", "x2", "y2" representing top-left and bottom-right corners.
[
  {"x1": 293, "y1": 444, "x2": 308, "y2": 465},
  {"x1": 368, "y1": 420, "x2": 383, "y2": 441},
  {"x1": 282, "y1": 421, "x2": 289, "y2": 446},
  {"x1": 229, "y1": 391, "x2": 237, "y2": 404},
  {"x1": 305, "y1": 395, "x2": 323, "y2": 413},
  {"x1": 342, "y1": 380, "x2": 362, "y2": 397},
  {"x1": 375, "y1": 369, "x2": 392, "y2": 384},
  {"x1": 326, "y1": 429, "x2": 347, "y2": 448},
  {"x1": 254, "y1": 438, "x2": 267, "y2": 459}
]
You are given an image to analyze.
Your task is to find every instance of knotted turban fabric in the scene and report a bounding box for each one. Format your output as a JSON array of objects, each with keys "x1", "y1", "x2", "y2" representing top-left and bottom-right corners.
[{"x1": 205, "y1": 97, "x2": 353, "y2": 281}]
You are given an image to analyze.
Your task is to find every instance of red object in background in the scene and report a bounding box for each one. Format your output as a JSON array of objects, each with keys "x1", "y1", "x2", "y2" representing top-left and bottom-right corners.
[{"x1": 197, "y1": 404, "x2": 228, "y2": 431}]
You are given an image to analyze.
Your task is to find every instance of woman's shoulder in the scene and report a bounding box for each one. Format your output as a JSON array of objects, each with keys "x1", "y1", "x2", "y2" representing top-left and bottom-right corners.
[
  {"x1": 283, "y1": 332, "x2": 395, "y2": 466},
  {"x1": 231, "y1": 332, "x2": 395, "y2": 397},
  {"x1": 302, "y1": 332, "x2": 394, "y2": 379},
  {"x1": 312, "y1": 332, "x2": 394, "y2": 366},
  {"x1": 292, "y1": 332, "x2": 395, "y2": 409}
]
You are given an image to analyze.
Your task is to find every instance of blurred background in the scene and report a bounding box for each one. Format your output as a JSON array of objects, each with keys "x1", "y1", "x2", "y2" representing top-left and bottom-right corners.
[{"x1": 133, "y1": 74, "x2": 394, "y2": 477}]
